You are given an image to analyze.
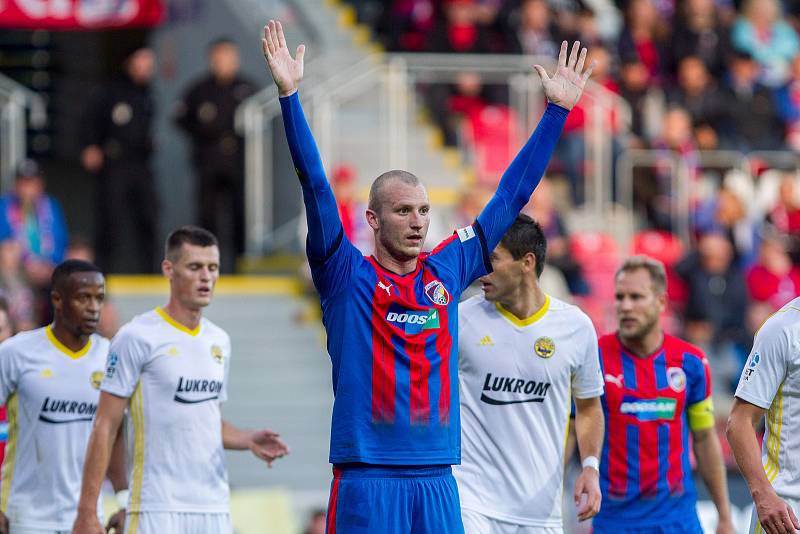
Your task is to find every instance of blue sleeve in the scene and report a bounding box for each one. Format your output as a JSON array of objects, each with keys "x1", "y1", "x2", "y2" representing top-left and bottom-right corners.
[
  {"x1": 0, "y1": 198, "x2": 12, "y2": 242},
  {"x1": 684, "y1": 352, "x2": 712, "y2": 405},
  {"x1": 477, "y1": 103, "x2": 569, "y2": 252},
  {"x1": 50, "y1": 198, "x2": 68, "y2": 264},
  {"x1": 279, "y1": 92, "x2": 361, "y2": 298}
]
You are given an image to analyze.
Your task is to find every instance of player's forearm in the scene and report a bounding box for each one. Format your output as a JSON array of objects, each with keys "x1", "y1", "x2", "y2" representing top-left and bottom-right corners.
[
  {"x1": 221, "y1": 419, "x2": 252, "y2": 450},
  {"x1": 477, "y1": 103, "x2": 568, "y2": 249},
  {"x1": 279, "y1": 92, "x2": 343, "y2": 259},
  {"x1": 574, "y1": 397, "x2": 604, "y2": 460},
  {"x1": 693, "y1": 428, "x2": 732, "y2": 520},
  {"x1": 77, "y1": 420, "x2": 117, "y2": 513},
  {"x1": 107, "y1": 424, "x2": 128, "y2": 493},
  {"x1": 727, "y1": 411, "x2": 775, "y2": 499}
]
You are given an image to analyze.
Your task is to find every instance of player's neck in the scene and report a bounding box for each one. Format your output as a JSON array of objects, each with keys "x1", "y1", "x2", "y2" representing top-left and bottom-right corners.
[
  {"x1": 162, "y1": 301, "x2": 203, "y2": 331},
  {"x1": 498, "y1": 283, "x2": 546, "y2": 321},
  {"x1": 373, "y1": 248, "x2": 418, "y2": 275},
  {"x1": 51, "y1": 321, "x2": 90, "y2": 353},
  {"x1": 619, "y1": 328, "x2": 664, "y2": 358}
]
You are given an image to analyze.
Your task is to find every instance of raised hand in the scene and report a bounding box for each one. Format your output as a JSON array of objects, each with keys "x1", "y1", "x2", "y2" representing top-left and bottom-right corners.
[
  {"x1": 249, "y1": 429, "x2": 290, "y2": 467},
  {"x1": 262, "y1": 20, "x2": 305, "y2": 97},
  {"x1": 534, "y1": 41, "x2": 594, "y2": 110}
]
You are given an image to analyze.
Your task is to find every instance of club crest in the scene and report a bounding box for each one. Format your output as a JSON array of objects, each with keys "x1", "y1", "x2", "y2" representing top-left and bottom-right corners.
[
  {"x1": 424, "y1": 280, "x2": 451, "y2": 306},
  {"x1": 534, "y1": 337, "x2": 555, "y2": 359},
  {"x1": 667, "y1": 367, "x2": 686, "y2": 392}
]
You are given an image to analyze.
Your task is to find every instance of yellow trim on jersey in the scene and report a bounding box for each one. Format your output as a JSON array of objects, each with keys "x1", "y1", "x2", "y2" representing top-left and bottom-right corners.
[
  {"x1": 687, "y1": 397, "x2": 715, "y2": 431},
  {"x1": 495, "y1": 294, "x2": 550, "y2": 327},
  {"x1": 45, "y1": 325, "x2": 92, "y2": 359},
  {"x1": 155, "y1": 307, "x2": 200, "y2": 337},
  {"x1": 764, "y1": 385, "x2": 785, "y2": 482},
  {"x1": 129, "y1": 383, "x2": 145, "y2": 525},
  {"x1": 0, "y1": 394, "x2": 19, "y2": 512}
]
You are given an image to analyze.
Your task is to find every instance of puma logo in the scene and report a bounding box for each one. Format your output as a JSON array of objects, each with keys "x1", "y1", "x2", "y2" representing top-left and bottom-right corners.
[{"x1": 377, "y1": 281, "x2": 393, "y2": 296}]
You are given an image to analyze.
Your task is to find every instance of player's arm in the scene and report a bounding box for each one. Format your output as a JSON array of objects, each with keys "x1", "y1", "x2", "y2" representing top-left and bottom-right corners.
[
  {"x1": 727, "y1": 398, "x2": 799, "y2": 534},
  {"x1": 691, "y1": 418, "x2": 734, "y2": 534},
  {"x1": 0, "y1": 347, "x2": 20, "y2": 534},
  {"x1": 221, "y1": 419, "x2": 290, "y2": 467},
  {"x1": 72, "y1": 392, "x2": 128, "y2": 534},
  {"x1": 573, "y1": 396, "x2": 603, "y2": 521},
  {"x1": 104, "y1": 424, "x2": 128, "y2": 534},
  {"x1": 476, "y1": 41, "x2": 593, "y2": 251},
  {"x1": 261, "y1": 21, "x2": 342, "y2": 263}
]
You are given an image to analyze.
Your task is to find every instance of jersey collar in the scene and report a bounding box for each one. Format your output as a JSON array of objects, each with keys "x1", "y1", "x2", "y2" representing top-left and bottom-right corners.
[
  {"x1": 155, "y1": 307, "x2": 201, "y2": 336},
  {"x1": 46, "y1": 325, "x2": 92, "y2": 360},
  {"x1": 495, "y1": 294, "x2": 550, "y2": 327}
]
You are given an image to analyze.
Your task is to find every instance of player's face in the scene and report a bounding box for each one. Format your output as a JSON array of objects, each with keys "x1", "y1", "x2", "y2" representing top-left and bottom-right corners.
[
  {"x1": 165, "y1": 244, "x2": 220, "y2": 309},
  {"x1": 479, "y1": 245, "x2": 526, "y2": 303},
  {"x1": 370, "y1": 181, "x2": 430, "y2": 261},
  {"x1": 615, "y1": 268, "x2": 664, "y2": 341},
  {"x1": 54, "y1": 272, "x2": 106, "y2": 337}
]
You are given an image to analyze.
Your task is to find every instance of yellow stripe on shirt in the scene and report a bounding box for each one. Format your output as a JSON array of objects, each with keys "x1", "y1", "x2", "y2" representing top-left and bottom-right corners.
[
  {"x1": 0, "y1": 394, "x2": 18, "y2": 512},
  {"x1": 764, "y1": 385, "x2": 784, "y2": 481},
  {"x1": 128, "y1": 383, "x2": 145, "y2": 532}
]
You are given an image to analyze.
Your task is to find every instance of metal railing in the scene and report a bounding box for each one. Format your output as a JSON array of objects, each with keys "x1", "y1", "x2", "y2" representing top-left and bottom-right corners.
[
  {"x1": 0, "y1": 73, "x2": 46, "y2": 191},
  {"x1": 237, "y1": 52, "x2": 631, "y2": 255}
]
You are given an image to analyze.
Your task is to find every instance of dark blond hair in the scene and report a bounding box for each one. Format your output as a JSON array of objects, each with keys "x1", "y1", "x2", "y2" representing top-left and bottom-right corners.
[{"x1": 615, "y1": 255, "x2": 667, "y2": 294}]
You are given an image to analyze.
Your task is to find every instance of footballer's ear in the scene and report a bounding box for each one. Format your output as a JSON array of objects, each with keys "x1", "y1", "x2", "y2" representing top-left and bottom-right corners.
[
  {"x1": 161, "y1": 259, "x2": 173, "y2": 279},
  {"x1": 365, "y1": 208, "x2": 380, "y2": 231}
]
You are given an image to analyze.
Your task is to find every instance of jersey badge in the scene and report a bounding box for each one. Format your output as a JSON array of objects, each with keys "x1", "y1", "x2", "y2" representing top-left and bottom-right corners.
[
  {"x1": 105, "y1": 352, "x2": 119, "y2": 379},
  {"x1": 667, "y1": 367, "x2": 686, "y2": 392},
  {"x1": 211, "y1": 345, "x2": 224, "y2": 364},
  {"x1": 456, "y1": 225, "x2": 476, "y2": 243},
  {"x1": 424, "y1": 280, "x2": 451, "y2": 306},
  {"x1": 39, "y1": 367, "x2": 54, "y2": 379},
  {"x1": 534, "y1": 337, "x2": 555, "y2": 359},
  {"x1": 743, "y1": 352, "x2": 760, "y2": 382},
  {"x1": 478, "y1": 335, "x2": 494, "y2": 347},
  {"x1": 90, "y1": 371, "x2": 104, "y2": 390},
  {"x1": 167, "y1": 346, "x2": 180, "y2": 357}
]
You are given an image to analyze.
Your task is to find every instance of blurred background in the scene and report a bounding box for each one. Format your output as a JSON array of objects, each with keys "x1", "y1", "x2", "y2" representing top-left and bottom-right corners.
[{"x1": 3, "y1": 0, "x2": 800, "y2": 531}]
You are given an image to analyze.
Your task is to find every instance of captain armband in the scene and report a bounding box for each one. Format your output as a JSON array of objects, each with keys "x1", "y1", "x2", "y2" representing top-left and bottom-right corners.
[{"x1": 687, "y1": 397, "x2": 715, "y2": 431}]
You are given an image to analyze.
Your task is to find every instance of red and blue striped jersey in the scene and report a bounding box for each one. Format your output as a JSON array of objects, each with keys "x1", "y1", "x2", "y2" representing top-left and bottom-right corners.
[
  {"x1": 594, "y1": 333, "x2": 713, "y2": 528},
  {"x1": 312, "y1": 226, "x2": 490, "y2": 465}
]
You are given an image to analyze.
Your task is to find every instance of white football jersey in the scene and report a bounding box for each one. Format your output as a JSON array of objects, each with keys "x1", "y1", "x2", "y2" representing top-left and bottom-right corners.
[
  {"x1": 454, "y1": 295, "x2": 603, "y2": 527},
  {"x1": 735, "y1": 297, "x2": 800, "y2": 503},
  {"x1": 0, "y1": 326, "x2": 109, "y2": 530},
  {"x1": 101, "y1": 308, "x2": 231, "y2": 515}
]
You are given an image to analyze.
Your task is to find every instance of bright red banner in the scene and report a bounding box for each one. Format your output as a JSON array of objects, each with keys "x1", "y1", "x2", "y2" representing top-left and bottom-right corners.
[{"x1": 0, "y1": 0, "x2": 164, "y2": 29}]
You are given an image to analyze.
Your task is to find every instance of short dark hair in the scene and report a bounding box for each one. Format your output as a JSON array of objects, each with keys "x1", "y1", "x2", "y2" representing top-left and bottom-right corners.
[
  {"x1": 165, "y1": 226, "x2": 218, "y2": 261},
  {"x1": 51, "y1": 259, "x2": 103, "y2": 292},
  {"x1": 499, "y1": 214, "x2": 547, "y2": 278},
  {"x1": 208, "y1": 37, "x2": 237, "y2": 52},
  {"x1": 368, "y1": 170, "x2": 422, "y2": 212}
]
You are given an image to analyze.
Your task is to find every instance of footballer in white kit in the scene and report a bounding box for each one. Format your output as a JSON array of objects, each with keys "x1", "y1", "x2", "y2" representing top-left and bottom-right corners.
[
  {"x1": 73, "y1": 227, "x2": 289, "y2": 534},
  {"x1": 454, "y1": 216, "x2": 605, "y2": 534},
  {"x1": 728, "y1": 297, "x2": 800, "y2": 534},
  {"x1": 0, "y1": 261, "x2": 126, "y2": 534}
]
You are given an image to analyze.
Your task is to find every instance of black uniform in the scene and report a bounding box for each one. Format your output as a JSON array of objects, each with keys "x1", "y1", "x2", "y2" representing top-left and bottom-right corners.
[
  {"x1": 81, "y1": 74, "x2": 158, "y2": 273},
  {"x1": 174, "y1": 74, "x2": 258, "y2": 271}
]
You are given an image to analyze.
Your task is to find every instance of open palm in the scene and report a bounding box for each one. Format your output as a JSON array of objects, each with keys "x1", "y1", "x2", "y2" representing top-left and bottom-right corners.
[
  {"x1": 249, "y1": 429, "x2": 290, "y2": 467},
  {"x1": 262, "y1": 20, "x2": 305, "y2": 97},
  {"x1": 534, "y1": 41, "x2": 594, "y2": 110}
]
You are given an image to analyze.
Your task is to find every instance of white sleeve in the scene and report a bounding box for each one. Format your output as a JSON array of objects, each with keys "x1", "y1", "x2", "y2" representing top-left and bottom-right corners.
[
  {"x1": 101, "y1": 328, "x2": 149, "y2": 399},
  {"x1": 572, "y1": 317, "x2": 604, "y2": 399},
  {"x1": 0, "y1": 343, "x2": 20, "y2": 405},
  {"x1": 735, "y1": 318, "x2": 791, "y2": 410},
  {"x1": 219, "y1": 334, "x2": 231, "y2": 403}
]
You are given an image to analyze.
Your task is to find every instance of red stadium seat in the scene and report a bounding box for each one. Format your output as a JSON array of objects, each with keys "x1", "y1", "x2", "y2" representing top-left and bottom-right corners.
[{"x1": 570, "y1": 231, "x2": 622, "y2": 332}]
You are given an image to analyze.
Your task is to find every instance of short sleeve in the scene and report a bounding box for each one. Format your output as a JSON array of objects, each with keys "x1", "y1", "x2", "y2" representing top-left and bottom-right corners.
[
  {"x1": 684, "y1": 350, "x2": 714, "y2": 431},
  {"x1": 572, "y1": 318, "x2": 604, "y2": 399},
  {"x1": 735, "y1": 318, "x2": 791, "y2": 410},
  {"x1": 101, "y1": 329, "x2": 149, "y2": 399},
  {"x1": 0, "y1": 344, "x2": 20, "y2": 405},
  {"x1": 425, "y1": 222, "x2": 491, "y2": 293},
  {"x1": 308, "y1": 231, "x2": 364, "y2": 300}
]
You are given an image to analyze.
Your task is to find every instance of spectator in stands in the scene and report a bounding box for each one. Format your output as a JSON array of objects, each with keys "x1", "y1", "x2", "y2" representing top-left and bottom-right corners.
[
  {"x1": 766, "y1": 174, "x2": 800, "y2": 264},
  {"x1": 0, "y1": 239, "x2": 35, "y2": 332},
  {"x1": 668, "y1": 56, "x2": 728, "y2": 139},
  {"x1": 694, "y1": 183, "x2": 760, "y2": 267},
  {"x1": 174, "y1": 38, "x2": 259, "y2": 273},
  {"x1": 0, "y1": 160, "x2": 67, "y2": 323},
  {"x1": 774, "y1": 52, "x2": 800, "y2": 150},
  {"x1": 676, "y1": 232, "x2": 750, "y2": 391},
  {"x1": 503, "y1": 0, "x2": 561, "y2": 57},
  {"x1": 617, "y1": 55, "x2": 665, "y2": 145},
  {"x1": 617, "y1": 0, "x2": 668, "y2": 85},
  {"x1": 429, "y1": 0, "x2": 491, "y2": 53},
  {"x1": 746, "y1": 230, "x2": 800, "y2": 310},
  {"x1": 377, "y1": 0, "x2": 436, "y2": 51},
  {"x1": 0, "y1": 295, "x2": 12, "y2": 472},
  {"x1": 81, "y1": 46, "x2": 159, "y2": 273},
  {"x1": 723, "y1": 49, "x2": 786, "y2": 151},
  {"x1": 731, "y1": 0, "x2": 800, "y2": 87},
  {"x1": 669, "y1": 0, "x2": 732, "y2": 78}
]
